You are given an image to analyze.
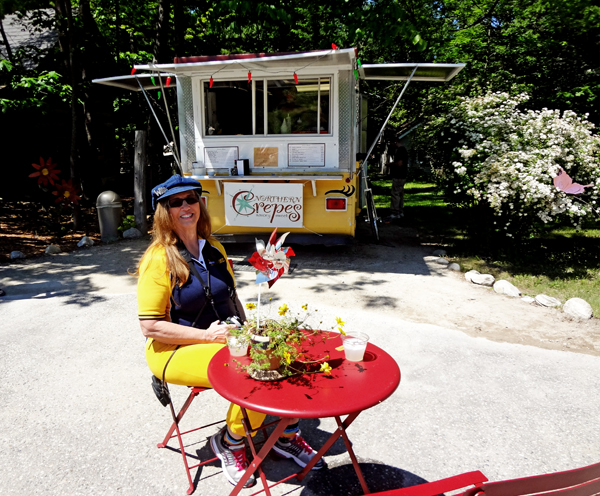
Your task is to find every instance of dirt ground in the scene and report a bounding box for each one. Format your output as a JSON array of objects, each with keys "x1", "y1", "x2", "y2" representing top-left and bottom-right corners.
[
  {"x1": 0, "y1": 198, "x2": 133, "y2": 261},
  {"x1": 1, "y1": 200, "x2": 599, "y2": 356}
]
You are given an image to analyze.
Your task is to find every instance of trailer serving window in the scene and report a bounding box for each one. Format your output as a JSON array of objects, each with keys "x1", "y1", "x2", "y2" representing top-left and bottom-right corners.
[{"x1": 203, "y1": 78, "x2": 330, "y2": 137}]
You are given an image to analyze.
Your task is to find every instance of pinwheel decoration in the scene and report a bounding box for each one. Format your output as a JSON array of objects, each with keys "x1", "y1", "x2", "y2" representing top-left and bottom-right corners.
[
  {"x1": 248, "y1": 228, "x2": 295, "y2": 288},
  {"x1": 247, "y1": 229, "x2": 295, "y2": 330}
]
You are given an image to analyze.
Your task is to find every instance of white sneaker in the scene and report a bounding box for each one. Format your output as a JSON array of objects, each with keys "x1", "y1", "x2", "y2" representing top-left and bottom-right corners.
[{"x1": 210, "y1": 427, "x2": 256, "y2": 487}]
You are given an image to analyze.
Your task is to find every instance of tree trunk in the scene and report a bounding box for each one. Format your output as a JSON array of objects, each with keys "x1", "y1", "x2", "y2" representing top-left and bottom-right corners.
[
  {"x1": 153, "y1": 0, "x2": 171, "y2": 63},
  {"x1": 54, "y1": 0, "x2": 82, "y2": 229},
  {"x1": 0, "y1": 18, "x2": 14, "y2": 63},
  {"x1": 173, "y1": 0, "x2": 185, "y2": 57},
  {"x1": 133, "y1": 130, "x2": 148, "y2": 233}
]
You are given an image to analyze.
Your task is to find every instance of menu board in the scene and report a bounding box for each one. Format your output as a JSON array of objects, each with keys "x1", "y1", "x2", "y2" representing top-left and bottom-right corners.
[
  {"x1": 288, "y1": 143, "x2": 325, "y2": 167},
  {"x1": 254, "y1": 147, "x2": 279, "y2": 167},
  {"x1": 204, "y1": 147, "x2": 239, "y2": 169}
]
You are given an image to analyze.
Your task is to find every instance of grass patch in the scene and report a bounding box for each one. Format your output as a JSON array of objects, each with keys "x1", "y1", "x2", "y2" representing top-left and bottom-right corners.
[{"x1": 371, "y1": 175, "x2": 600, "y2": 316}]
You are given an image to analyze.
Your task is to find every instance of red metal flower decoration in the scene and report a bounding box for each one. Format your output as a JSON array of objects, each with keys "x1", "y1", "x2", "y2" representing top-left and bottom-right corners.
[
  {"x1": 29, "y1": 157, "x2": 61, "y2": 186},
  {"x1": 52, "y1": 179, "x2": 81, "y2": 205}
]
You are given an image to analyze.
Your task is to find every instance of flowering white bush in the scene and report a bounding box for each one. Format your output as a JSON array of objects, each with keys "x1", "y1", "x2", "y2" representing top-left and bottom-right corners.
[{"x1": 433, "y1": 92, "x2": 600, "y2": 237}]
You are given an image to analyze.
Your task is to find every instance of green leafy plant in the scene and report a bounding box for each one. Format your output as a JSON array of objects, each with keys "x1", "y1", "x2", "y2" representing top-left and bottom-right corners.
[
  {"x1": 118, "y1": 214, "x2": 136, "y2": 233},
  {"x1": 230, "y1": 303, "x2": 341, "y2": 378}
]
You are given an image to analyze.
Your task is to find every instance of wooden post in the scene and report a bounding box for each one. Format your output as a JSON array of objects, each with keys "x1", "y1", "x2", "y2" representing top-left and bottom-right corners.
[{"x1": 134, "y1": 130, "x2": 148, "y2": 234}]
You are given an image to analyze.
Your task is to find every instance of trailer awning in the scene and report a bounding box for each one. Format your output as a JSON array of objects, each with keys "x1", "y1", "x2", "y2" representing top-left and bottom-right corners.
[
  {"x1": 135, "y1": 48, "x2": 357, "y2": 75},
  {"x1": 92, "y1": 73, "x2": 176, "y2": 91},
  {"x1": 359, "y1": 63, "x2": 464, "y2": 82}
]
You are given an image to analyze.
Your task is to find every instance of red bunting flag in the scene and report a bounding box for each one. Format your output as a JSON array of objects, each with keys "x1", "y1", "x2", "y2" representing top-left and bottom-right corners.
[
  {"x1": 293, "y1": 73, "x2": 299, "y2": 84},
  {"x1": 209, "y1": 77, "x2": 214, "y2": 88},
  {"x1": 331, "y1": 43, "x2": 338, "y2": 50},
  {"x1": 166, "y1": 77, "x2": 172, "y2": 87},
  {"x1": 130, "y1": 67, "x2": 137, "y2": 75},
  {"x1": 248, "y1": 71, "x2": 252, "y2": 83}
]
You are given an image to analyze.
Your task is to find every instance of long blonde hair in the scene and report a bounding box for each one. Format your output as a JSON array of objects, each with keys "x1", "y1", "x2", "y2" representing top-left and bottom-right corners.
[{"x1": 137, "y1": 192, "x2": 213, "y2": 288}]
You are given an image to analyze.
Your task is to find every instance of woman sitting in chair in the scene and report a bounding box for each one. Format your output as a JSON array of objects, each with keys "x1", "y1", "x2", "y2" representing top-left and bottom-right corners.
[{"x1": 136, "y1": 175, "x2": 324, "y2": 488}]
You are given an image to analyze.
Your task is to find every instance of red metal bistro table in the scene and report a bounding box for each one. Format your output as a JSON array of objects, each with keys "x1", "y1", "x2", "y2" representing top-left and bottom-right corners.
[{"x1": 207, "y1": 331, "x2": 401, "y2": 496}]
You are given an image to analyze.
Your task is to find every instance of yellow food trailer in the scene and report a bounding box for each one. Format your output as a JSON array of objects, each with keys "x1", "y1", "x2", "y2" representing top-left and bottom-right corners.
[{"x1": 95, "y1": 48, "x2": 463, "y2": 244}]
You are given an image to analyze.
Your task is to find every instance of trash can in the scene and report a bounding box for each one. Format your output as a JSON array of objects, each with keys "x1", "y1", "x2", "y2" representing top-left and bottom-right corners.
[{"x1": 96, "y1": 191, "x2": 122, "y2": 242}]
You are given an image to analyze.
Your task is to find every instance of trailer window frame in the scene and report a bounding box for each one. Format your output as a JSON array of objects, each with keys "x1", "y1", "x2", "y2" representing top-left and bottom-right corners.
[{"x1": 200, "y1": 76, "x2": 332, "y2": 138}]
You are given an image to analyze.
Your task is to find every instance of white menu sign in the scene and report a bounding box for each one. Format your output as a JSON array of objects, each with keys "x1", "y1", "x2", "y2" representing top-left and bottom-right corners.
[
  {"x1": 288, "y1": 143, "x2": 325, "y2": 166},
  {"x1": 204, "y1": 147, "x2": 239, "y2": 169},
  {"x1": 224, "y1": 183, "x2": 303, "y2": 228}
]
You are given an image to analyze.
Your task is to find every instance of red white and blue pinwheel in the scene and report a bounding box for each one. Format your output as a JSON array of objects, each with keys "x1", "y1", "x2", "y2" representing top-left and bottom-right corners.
[{"x1": 248, "y1": 228, "x2": 295, "y2": 288}]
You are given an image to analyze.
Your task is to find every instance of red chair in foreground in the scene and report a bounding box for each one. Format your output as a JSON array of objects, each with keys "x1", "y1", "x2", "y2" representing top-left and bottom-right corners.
[
  {"x1": 157, "y1": 386, "x2": 224, "y2": 495},
  {"x1": 372, "y1": 461, "x2": 600, "y2": 496}
]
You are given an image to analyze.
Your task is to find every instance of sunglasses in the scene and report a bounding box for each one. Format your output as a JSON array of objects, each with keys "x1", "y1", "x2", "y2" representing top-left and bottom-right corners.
[{"x1": 167, "y1": 195, "x2": 200, "y2": 208}]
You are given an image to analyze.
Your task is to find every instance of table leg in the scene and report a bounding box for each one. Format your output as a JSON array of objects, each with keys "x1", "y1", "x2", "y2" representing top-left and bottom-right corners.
[
  {"x1": 334, "y1": 414, "x2": 370, "y2": 494},
  {"x1": 296, "y1": 411, "x2": 370, "y2": 494},
  {"x1": 227, "y1": 409, "x2": 290, "y2": 496}
]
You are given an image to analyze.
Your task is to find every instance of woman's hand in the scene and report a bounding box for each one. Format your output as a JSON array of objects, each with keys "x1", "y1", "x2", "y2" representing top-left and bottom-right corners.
[{"x1": 206, "y1": 320, "x2": 235, "y2": 344}]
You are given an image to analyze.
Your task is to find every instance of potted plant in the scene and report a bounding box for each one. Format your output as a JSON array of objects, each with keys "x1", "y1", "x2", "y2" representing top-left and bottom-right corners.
[
  {"x1": 231, "y1": 303, "x2": 335, "y2": 380},
  {"x1": 233, "y1": 228, "x2": 341, "y2": 380}
]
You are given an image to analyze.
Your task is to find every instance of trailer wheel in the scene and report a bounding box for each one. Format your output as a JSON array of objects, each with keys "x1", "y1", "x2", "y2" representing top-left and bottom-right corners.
[{"x1": 364, "y1": 188, "x2": 379, "y2": 242}]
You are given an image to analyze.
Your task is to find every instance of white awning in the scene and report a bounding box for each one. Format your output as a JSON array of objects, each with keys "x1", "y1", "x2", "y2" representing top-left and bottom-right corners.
[
  {"x1": 92, "y1": 73, "x2": 176, "y2": 91},
  {"x1": 134, "y1": 48, "x2": 357, "y2": 75},
  {"x1": 359, "y1": 63, "x2": 465, "y2": 82}
]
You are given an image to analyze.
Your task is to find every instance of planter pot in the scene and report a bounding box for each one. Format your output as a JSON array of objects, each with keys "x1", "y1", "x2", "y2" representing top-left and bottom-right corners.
[{"x1": 250, "y1": 334, "x2": 282, "y2": 370}]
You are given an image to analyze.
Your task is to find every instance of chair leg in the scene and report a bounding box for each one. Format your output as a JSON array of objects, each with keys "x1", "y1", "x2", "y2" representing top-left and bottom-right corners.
[{"x1": 157, "y1": 387, "x2": 224, "y2": 494}]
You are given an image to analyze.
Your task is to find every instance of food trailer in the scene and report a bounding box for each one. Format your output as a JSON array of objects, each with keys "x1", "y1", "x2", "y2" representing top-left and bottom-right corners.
[{"x1": 94, "y1": 48, "x2": 463, "y2": 244}]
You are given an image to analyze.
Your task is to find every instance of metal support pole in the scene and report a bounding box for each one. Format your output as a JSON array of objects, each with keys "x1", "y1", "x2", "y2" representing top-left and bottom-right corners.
[
  {"x1": 135, "y1": 77, "x2": 183, "y2": 175},
  {"x1": 362, "y1": 65, "x2": 419, "y2": 171}
]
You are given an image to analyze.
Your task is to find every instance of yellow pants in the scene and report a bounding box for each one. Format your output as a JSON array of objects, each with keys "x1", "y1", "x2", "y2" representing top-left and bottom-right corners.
[{"x1": 145, "y1": 339, "x2": 266, "y2": 437}]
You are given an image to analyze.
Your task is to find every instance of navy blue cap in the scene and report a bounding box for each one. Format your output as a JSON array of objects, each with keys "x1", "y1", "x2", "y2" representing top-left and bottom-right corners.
[{"x1": 151, "y1": 174, "x2": 202, "y2": 210}]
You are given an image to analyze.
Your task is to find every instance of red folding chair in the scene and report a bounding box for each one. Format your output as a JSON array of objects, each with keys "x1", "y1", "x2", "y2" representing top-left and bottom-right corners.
[
  {"x1": 371, "y1": 461, "x2": 600, "y2": 496},
  {"x1": 157, "y1": 386, "x2": 225, "y2": 495},
  {"x1": 371, "y1": 471, "x2": 488, "y2": 496}
]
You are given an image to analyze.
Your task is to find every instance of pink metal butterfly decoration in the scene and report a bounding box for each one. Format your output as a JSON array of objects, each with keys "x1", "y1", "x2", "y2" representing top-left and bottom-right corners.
[
  {"x1": 553, "y1": 167, "x2": 593, "y2": 195},
  {"x1": 248, "y1": 228, "x2": 295, "y2": 288}
]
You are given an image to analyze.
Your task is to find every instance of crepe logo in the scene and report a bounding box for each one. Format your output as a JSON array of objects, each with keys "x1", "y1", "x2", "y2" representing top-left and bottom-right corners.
[{"x1": 231, "y1": 190, "x2": 302, "y2": 224}]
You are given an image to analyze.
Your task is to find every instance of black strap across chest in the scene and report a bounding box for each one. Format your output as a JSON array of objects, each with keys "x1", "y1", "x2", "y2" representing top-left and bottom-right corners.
[{"x1": 177, "y1": 242, "x2": 240, "y2": 326}]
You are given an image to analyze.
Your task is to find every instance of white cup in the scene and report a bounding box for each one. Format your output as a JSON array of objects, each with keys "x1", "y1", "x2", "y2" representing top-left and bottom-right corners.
[
  {"x1": 227, "y1": 336, "x2": 248, "y2": 357},
  {"x1": 341, "y1": 332, "x2": 369, "y2": 362}
]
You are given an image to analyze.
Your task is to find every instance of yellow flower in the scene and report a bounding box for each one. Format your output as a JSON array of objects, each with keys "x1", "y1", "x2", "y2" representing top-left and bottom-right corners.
[
  {"x1": 320, "y1": 362, "x2": 332, "y2": 375},
  {"x1": 278, "y1": 304, "x2": 289, "y2": 316},
  {"x1": 284, "y1": 352, "x2": 292, "y2": 364},
  {"x1": 245, "y1": 302, "x2": 256, "y2": 310},
  {"x1": 302, "y1": 303, "x2": 308, "y2": 311},
  {"x1": 335, "y1": 317, "x2": 345, "y2": 327},
  {"x1": 337, "y1": 326, "x2": 347, "y2": 335}
]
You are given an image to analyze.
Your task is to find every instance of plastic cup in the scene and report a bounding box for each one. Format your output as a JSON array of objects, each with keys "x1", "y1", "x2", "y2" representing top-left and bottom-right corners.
[
  {"x1": 341, "y1": 332, "x2": 369, "y2": 362},
  {"x1": 227, "y1": 336, "x2": 248, "y2": 357}
]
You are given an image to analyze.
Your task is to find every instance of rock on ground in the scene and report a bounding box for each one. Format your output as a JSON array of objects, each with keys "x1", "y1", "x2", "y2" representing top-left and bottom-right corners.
[
  {"x1": 471, "y1": 273, "x2": 495, "y2": 287},
  {"x1": 493, "y1": 280, "x2": 521, "y2": 297},
  {"x1": 10, "y1": 251, "x2": 25, "y2": 260},
  {"x1": 45, "y1": 244, "x2": 61, "y2": 255},
  {"x1": 77, "y1": 236, "x2": 95, "y2": 248},
  {"x1": 563, "y1": 298, "x2": 593, "y2": 319},
  {"x1": 123, "y1": 227, "x2": 143, "y2": 239},
  {"x1": 535, "y1": 294, "x2": 561, "y2": 308}
]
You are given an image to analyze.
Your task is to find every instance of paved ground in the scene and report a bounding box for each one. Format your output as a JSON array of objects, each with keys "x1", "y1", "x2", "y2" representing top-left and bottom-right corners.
[{"x1": 1, "y1": 237, "x2": 599, "y2": 495}]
